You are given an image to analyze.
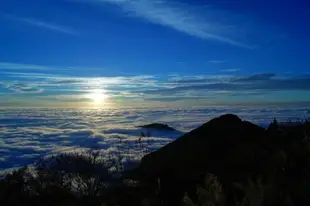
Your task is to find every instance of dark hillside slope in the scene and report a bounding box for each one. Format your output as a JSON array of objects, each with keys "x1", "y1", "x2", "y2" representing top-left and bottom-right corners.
[
  {"x1": 132, "y1": 114, "x2": 265, "y2": 180},
  {"x1": 126, "y1": 114, "x2": 266, "y2": 204}
]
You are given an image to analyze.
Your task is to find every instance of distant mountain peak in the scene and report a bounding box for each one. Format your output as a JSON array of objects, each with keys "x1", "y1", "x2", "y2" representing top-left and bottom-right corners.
[
  {"x1": 137, "y1": 123, "x2": 176, "y2": 131},
  {"x1": 208, "y1": 114, "x2": 242, "y2": 124}
]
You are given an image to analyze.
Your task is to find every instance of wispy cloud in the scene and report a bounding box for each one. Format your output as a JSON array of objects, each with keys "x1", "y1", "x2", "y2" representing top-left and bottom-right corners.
[
  {"x1": 233, "y1": 73, "x2": 275, "y2": 82},
  {"x1": 95, "y1": 0, "x2": 256, "y2": 49},
  {"x1": 48, "y1": 79, "x2": 85, "y2": 85},
  {"x1": 6, "y1": 83, "x2": 44, "y2": 94},
  {"x1": 132, "y1": 74, "x2": 310, "y2": 95},
  {"x1": 0, "y1": 62, "x2": 50, "y2": 70},
  {"x1": 1, "y1": 69, "x2": 161, "y2": 100},
  {"x1": 209, "y1": 60, "x2": 228, "y2": 64},
  {"x1": 168, "y1": 74, "x2": 233, "y2": 84},
  {"x1": 221, "y1": 68, "x2": 241, "y2": 73},
  {"x1": 2, "y1": 62, "x2": 310, "y2": 105},
  {"x1": 3, "y1": 72, "x2": 157, "y2": 87},
  {"x1": 5, "y1": 15, "x2": 78, "y2": 35},
  {"x1": 144, "y1": 96, "x2": 212, "y2": 102}
]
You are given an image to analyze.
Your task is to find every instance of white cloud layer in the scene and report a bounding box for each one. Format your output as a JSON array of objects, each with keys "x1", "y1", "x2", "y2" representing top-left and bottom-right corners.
[{"x1": 0, "y1": 107, "x2": 309, "y2": 170}]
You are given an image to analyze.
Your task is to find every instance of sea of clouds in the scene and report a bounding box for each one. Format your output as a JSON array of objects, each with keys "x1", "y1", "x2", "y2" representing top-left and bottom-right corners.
[{"x1": 0, "y1": 106, "x2": 309, "y2": 171}]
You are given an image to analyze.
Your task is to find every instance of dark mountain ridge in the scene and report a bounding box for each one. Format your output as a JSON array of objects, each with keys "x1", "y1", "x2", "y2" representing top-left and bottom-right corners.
[
  {"x1": 128, "y1": 114, "x2": 265, "y2": 180},
  {"x1": 125, "y1": 114, "x2": 310, "y2": 205}
]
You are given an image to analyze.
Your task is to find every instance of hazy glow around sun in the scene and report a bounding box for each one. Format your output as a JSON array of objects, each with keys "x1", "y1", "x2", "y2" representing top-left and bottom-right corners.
[{"x1": 85, "y1": 89, "x2": 108, "y2": 105}]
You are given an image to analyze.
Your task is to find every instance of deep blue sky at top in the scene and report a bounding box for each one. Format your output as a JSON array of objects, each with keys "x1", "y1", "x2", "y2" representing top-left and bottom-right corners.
[
  {"x1": 0, "y1": 0, "x2": 309, "y2": 107},
  {"x1": 0, "y1": 0, "x2": 309, "y2": 76}
]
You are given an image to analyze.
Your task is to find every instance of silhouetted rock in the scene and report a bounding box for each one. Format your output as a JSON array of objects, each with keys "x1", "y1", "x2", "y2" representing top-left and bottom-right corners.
[{"x1": 137, "y1": 123, "x2": 176, "y2": 131}]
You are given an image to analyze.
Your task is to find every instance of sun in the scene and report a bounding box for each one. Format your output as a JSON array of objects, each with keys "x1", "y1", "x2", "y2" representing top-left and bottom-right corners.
[{"x1": 85, "y1": 89, "x2": 108, "y2": 106}]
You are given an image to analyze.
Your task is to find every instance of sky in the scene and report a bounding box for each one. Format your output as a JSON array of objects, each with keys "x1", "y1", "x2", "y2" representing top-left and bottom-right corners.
[{"x1": 0, "y1": 0, "x2": 310, "y2": 108}]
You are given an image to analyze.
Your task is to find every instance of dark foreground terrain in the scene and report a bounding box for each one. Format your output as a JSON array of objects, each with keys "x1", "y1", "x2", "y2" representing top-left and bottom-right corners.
[{"x1": 1, "y1": 114, "x2": 310, "y2": 206}]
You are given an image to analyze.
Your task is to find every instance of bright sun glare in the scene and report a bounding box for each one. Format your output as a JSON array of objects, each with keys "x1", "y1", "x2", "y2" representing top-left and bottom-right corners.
[{"x1": 85, "y1": 89, "x2": 108, "y2": 106}]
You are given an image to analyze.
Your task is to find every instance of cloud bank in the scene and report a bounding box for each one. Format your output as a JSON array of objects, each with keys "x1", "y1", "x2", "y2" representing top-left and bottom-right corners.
[{"x1": 0, "y1": 107, "x2": 309, "y2": 171}]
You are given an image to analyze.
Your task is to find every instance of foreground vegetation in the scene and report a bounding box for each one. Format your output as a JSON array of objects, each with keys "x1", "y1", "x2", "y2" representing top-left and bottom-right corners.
[{"x1": 1, "y1": 115, "x2": 310, "y2": 206}]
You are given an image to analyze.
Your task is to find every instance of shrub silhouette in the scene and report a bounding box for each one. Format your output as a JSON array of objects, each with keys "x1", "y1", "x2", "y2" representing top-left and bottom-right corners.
[
  {"x1": 182, "y1": 173, "x2": 225, "y2": 206},
  {"x1": 0, "y1": 150, "x2": 124, "y2": 206}
]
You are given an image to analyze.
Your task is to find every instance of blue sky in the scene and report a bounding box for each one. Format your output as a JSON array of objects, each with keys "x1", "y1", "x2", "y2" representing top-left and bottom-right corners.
[{"x1": 0, "y1": 0, "x2": 309, "y2": 108}]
